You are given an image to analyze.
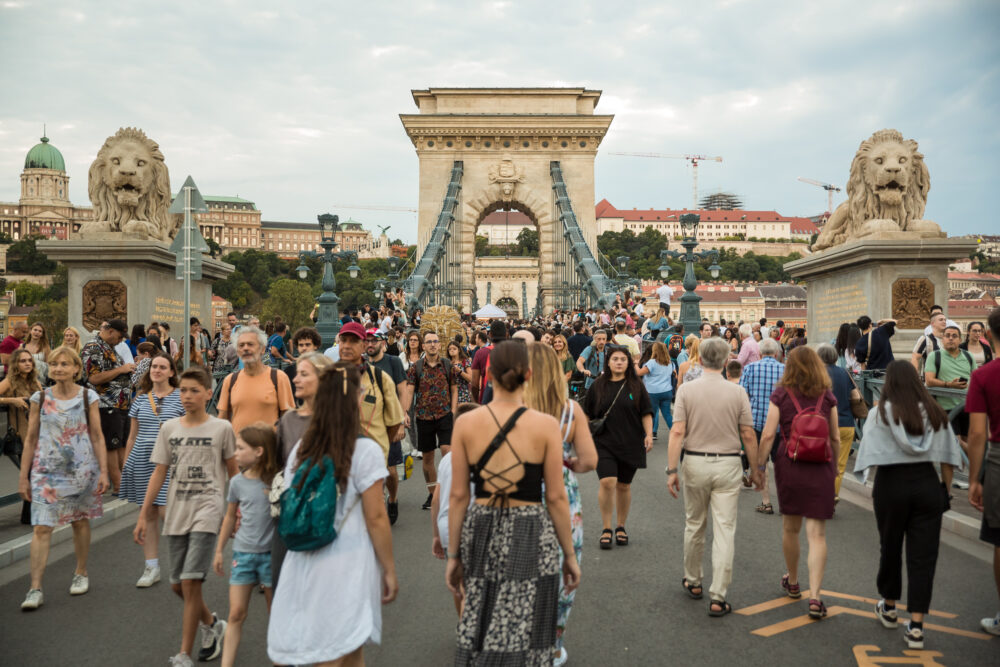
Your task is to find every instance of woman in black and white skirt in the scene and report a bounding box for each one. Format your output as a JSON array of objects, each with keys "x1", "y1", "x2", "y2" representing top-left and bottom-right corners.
[{"x1": 447, "y1": 340, "x2": 580, "y2": 666}]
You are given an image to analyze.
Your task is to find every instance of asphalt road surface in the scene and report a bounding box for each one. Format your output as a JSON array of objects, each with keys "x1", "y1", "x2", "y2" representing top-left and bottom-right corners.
[{"x1": 2, "y1": 439, "x2": 997, "y2": 666}]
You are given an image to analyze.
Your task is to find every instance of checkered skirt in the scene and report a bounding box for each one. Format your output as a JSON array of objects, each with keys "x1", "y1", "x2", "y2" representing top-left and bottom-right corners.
[{"x1": 455, "y1": 503, "x2": 561, "y2": 666}]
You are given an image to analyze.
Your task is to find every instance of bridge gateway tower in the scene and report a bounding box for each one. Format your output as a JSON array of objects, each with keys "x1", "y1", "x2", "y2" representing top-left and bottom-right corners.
[{"x1": 400, "y1": 88, "x2": 616, "y2": 315}]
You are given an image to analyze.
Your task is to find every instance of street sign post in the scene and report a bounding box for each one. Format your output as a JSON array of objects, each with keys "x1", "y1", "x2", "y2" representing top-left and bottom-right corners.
[{"x1": 168, "y1": 176, "x2": 209, "y2": 369}]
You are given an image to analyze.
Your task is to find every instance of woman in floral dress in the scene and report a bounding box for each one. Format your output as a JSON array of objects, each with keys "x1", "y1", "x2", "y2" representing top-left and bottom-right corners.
[
  {"x1": 17, "y1": 345, "x2": 108, "y2": 610},
  {"x1": 523, "y1": 343, "x2": 597, "y2": 667}
]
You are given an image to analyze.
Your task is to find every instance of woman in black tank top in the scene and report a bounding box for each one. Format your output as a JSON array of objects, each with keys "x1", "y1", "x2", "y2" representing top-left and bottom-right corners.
[{"x1": 446, "y1": 341, "x2": 580, "y2": 666}]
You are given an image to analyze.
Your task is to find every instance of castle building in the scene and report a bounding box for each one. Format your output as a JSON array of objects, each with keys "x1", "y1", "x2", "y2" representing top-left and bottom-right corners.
[{"x1": 0, "y1": 134, "x2": 89, "y2": 240}]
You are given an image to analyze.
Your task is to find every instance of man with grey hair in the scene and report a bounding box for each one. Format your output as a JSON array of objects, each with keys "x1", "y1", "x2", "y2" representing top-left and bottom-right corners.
[
  {"x1": 739, "y1": 337, "x2": 785, "y2": 514},
  {"x1": 217, "y1": 327, "x2": 294, "y2": 435},
  {"x1": 667, "y1": 337, "x2": 760, "y2": 616},
  {"x1": 736, "y1": 323, "x2": 760, "y2": 368}
]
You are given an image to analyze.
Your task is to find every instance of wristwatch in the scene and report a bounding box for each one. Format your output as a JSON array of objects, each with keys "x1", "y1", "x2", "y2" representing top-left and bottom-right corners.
[{"x1": 665, "y1": 467, "x2": 678, "y2": 475}]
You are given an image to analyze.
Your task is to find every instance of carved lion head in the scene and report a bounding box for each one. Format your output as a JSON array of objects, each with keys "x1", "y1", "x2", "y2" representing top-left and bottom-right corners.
[
  {"x1": 87, "y1": 127, "x2": 174, "y2": 240},
  {"x1": 847, "y1": 129, "x2": 929, "y2": 231}
]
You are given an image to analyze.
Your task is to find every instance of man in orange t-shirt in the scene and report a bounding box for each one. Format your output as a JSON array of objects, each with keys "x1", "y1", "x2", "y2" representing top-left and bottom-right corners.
[{"x1": 217, "y1": 327, "x2": 294, "y2": 434}]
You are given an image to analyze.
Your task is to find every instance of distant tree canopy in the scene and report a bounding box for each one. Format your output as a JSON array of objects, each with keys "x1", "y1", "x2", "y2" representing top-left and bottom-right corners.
[
  {"x1": 5, "y1": 235, "x2": 57, "y2": 274},
  {"x1": 597, "y1": 228, "x2": 799, "y2": 283},
  {"x1": 699, "y1": 192, "x2": 744, "y2": 210}
]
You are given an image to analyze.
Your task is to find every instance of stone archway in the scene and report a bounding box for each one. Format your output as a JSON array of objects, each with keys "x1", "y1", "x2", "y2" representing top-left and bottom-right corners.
[{"x1": 401, "y1": 87, "x2": 613, "y2": 313}]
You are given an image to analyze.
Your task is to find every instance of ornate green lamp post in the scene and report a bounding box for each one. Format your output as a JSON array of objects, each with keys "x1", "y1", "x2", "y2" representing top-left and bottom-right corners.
[
  {"x1": 296, "y1": 213, "x2": 360, "y2": 349},
  {"x1": 657, "y1": 214, "x2": 721, "y2": 337}
]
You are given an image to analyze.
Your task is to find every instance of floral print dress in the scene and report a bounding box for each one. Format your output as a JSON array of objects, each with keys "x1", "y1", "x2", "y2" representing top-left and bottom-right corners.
[
  {"x1": 555, "y1": 401, "x2": 584, "y2": 651},
  {"x1": 29, "y1": 387, "x2": 103, "y2": 527},
  {"x1": 452, "y1": 357, "x2": 473, "y2": 404}
]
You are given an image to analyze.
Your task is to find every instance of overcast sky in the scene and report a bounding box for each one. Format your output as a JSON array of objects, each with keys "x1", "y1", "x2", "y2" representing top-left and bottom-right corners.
[{"x1": 1, "y1": 1, "x2": 997, "y2": 242}]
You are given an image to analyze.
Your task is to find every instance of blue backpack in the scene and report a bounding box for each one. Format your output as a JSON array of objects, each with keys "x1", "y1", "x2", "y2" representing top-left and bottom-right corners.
[{"x1": 278, "y1": 456, "x2": 339, "y2": 551}]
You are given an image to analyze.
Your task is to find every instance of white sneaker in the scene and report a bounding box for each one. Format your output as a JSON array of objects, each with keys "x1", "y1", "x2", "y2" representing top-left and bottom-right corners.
[
  {"x1": 982, "y1": 612, "x2": 1000, "y2": 636},
  {"x1": 69, "y1": 574, "x2": 89, "y2": 595},
  {"x1": 953, "y1": 479, "x2": 970, "y2": 490},
  {"x1": 198, "y1": 614, "x2": 227, "y2": 661},
  {"x1": 20, "y1": 588, "x2": 43, "y2": 610},
  {"x1": 168, "y1": 653, "x2": 193, "y2": 667},
  {"x1": 875, "y1": 600, "x2": 898, "y2": 628},
  {"x1": 903, "y1": 623, "x2": 924, "y2": 649},
  {"x1": 136, "y1": 565, "x2": 161, "y2": 588},
  {"x1": 553, "y1": 646, "x2": 568, "y2": 667}
]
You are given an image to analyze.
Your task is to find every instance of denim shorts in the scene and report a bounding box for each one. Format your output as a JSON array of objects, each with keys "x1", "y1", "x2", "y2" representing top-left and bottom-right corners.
[{"x1": 230, "y1": 550, "x2": 272, "y2": 587}]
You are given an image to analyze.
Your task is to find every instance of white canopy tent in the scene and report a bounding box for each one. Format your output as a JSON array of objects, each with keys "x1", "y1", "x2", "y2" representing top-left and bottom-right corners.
[{"x1": 472, "y1": 303, "x2": 508, "y2": 319}]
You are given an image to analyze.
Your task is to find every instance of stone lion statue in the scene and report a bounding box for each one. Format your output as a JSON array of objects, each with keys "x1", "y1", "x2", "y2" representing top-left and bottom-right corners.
[
  {"x1": 812, "y1": 129, "x2": 943, "y2": 251},
  {"x1": 81, "y1": 127, "x2": 178, "y2": 241}
]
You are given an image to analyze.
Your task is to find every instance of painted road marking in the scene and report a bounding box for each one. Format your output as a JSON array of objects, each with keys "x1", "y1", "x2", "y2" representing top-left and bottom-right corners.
[
  {"x1": 852, "y1": 645, "x2": 945, "y2": 666},
  {"x1": 748, "y1": 605, "x2": 992, "y2": 641},
  {"x1": 737, "y1": 590, "x2": 956, "y2": 619}
]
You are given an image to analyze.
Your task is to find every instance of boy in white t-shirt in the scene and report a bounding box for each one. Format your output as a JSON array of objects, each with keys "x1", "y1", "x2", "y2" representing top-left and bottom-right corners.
[
  {"x1": 656, "y1": 280, "x2": 674, "y2": 316},
  {"x1": 134, "y1": 366, "x2": 238, "y2": 667}
]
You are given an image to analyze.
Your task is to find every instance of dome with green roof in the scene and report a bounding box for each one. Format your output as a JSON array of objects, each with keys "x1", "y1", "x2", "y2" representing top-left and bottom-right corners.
[{"x1": 24, "y1": 135, "x2": 65, "y2": 171}]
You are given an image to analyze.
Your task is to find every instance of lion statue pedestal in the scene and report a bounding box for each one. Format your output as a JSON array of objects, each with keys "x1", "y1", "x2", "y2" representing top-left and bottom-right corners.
[{"x1": 38, "y1": 126, "x2": 232, "y2": 335}]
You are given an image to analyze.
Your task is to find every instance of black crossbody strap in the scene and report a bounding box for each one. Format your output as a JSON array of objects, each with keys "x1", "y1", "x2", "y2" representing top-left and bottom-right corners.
[{"x1": 474, "y1": 406, "x2": 528, "y2": 474}]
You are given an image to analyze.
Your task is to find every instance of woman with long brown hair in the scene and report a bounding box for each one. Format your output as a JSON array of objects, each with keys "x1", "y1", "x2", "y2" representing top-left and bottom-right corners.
[
  {"x1": 268, "y1": 362, "x2": 397, "y2": 666},
  {"x1": 524, "y1": 342, "x2": 597, "y2": 666},
  {"x1": 24, "y1": 322, "x2": 51, "y2": 381},
  {"x1": 855, "y1": 361, "x2": 962, "y2": 650},
  {"x1": 756, "y1": 346, "x2": 840, "y2": 620},
  {"x1": 1, "y1": 349, "x2": 43, "y2": 443},
  {"x1": 400, "y1": 330, "x2": 423, "y2": 456},
  {"x1": 120, "y1": 352, "x2": 183, "y2": 587}
]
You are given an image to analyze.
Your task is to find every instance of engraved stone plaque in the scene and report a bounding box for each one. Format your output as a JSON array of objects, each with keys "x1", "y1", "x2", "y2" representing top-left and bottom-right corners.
[
  {"x1": 891, "y1": 278, "x2": 934, "y2": 330},
  {"x1": 82, "y1": 280, "x2": 127, "y2": 332}
]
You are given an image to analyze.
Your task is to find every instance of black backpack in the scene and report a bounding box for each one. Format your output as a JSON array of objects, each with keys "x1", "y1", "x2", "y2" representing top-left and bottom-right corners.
[{"x1": 411, "y1": 358, "x2": 453, "y2": 395}]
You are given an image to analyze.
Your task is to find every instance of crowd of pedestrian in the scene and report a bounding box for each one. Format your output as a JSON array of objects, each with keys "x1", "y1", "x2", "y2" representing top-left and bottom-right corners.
[{"x1": 7, "y1": 295, "x2": 1000, "y2": 663}]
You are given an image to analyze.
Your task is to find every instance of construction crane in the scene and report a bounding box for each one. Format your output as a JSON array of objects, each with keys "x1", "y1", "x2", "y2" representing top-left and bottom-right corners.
[
  {"x1": 607, "y1": 152, "x2": 722, "y2": 209},
  {"x1": 796, "y1": 177, "x2": 842, "y2": 214}
]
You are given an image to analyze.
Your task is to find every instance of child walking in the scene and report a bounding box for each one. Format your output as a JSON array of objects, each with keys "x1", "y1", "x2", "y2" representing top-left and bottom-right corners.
[
  {"x1": 213, "y1": 423, "x2": 279, "y2": 667},
  {"x1": 133, "y1": 367, "x2": 237, "y2": 667}
]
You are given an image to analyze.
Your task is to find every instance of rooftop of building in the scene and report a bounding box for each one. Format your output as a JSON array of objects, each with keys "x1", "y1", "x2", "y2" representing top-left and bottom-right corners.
[
  {"x1": 24, "y1": 135, "x2": 65, "y2": 171},
  {"x1": 260, "y1": 217, "x2": 368, "y2": 232},
  {"x1": 948, "y1": 271, "x2": 1000, "y2": 281},
  {"x1": 596, "y1": 198, "x2": 820, "y2": 233}
]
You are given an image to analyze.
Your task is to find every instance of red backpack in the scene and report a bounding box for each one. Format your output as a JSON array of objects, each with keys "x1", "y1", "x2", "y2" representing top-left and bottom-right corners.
[{"x1": 783, "y1": 391, "x2": 831, "y2": 463}]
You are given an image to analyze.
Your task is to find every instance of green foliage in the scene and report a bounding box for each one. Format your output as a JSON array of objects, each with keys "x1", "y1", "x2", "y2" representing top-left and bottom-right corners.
[
  {"x1": 205, "y1": 237, "x2": 222, "y2": 258},
  {"x1": 260, "y1": 279, "x2": 315, "y2": 330},
  {"x1": 32, "y1": 298, "x2": 68, "y2": 341},
  {"x1": 6, "y1": 236, "x2": 57, "y2": 274},
  {"x1": 475, "y1": 235, "x2": 489, "y2": 256},
  {"x1": 0, "y1": 232, "x2": 13, "y2": 244},
  {"x1": 10, "y1": 280, "x2": 48, "y2": 307},
  {"x1": 597, "y1": 229, "x2": 801, "y2": 283}
]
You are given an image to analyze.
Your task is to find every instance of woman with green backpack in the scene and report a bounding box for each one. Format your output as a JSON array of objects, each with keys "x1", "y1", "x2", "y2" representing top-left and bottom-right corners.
[{"x1": 267, "y1": 362, "x2": 398, "y2": 666}]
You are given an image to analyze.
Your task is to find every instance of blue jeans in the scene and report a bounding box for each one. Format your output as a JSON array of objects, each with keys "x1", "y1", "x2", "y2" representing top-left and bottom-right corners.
[{"x1": 648, "y1": 391, "x2": 673, "y2": 435}]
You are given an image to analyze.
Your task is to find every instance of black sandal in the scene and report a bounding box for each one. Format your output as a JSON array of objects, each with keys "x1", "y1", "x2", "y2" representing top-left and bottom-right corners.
[
  {"x1": 708, "y1": 599, "x2": 732, "y2": 617},
  {"x1": 615, "y1": 526, "x2": 629, "y2": 546},
  {"x1": 682, "y1": 578, "x2": 703, "y2": 599},
  {"x1": 599, "y1": 528, "x2": 613, "y2": 550}
]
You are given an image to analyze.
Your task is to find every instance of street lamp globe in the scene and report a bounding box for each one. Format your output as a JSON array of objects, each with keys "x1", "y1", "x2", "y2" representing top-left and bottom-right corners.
[
  {"x1": 295, "y1": 262, "x2": 310, "y2": 280},
  {"x1": 388, "y1": 256, "x2": 400, "y2": 274},
  {"x1": 709, "y1": 261, "x2": 722, "y2": 279},
  {"x1": 658, "y1": 263, "x2": 671, "y2": 279},
  {"x1": 617, "y1": 255, "x2": 629, "y2": 271},
  {"x1": 348, "y1": 262, "x2": 361, "y2": 279}
]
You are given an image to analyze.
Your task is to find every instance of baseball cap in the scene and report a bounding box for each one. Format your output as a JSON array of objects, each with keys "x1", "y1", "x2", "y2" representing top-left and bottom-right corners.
[
  {"x1": 366, "y1": 329, "x2": 385, "y2": 340},
  {"x1": 339, "y1": 322, "x2": 366, "y2": 339}
]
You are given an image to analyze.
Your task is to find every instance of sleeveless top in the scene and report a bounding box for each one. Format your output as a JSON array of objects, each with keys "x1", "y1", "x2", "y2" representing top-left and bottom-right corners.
[
  {"x1": 470, "y1": 407, "x2": 543, "y2": 504},
  {"x1": 684, "y1": 362, "x2": 704, "y2": 383}
]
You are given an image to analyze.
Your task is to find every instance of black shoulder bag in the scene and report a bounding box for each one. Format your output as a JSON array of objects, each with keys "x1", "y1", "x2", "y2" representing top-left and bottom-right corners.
[{"x1": 589, "y1": 381, "x2": 626, "y2": 436}]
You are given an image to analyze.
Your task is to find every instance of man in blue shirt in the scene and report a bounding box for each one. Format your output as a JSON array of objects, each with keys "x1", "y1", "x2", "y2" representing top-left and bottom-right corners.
[
  {"x1": 576, "y1": 329, "x2": 608, "y2": 389},
  {"x1": 268, "y1": 322, "x2": 294, "y2": 364},
  {"x1": 855, "y1": 316, "x2": 896, "y2": 371},
  {"x1": 739, "y1": 337, "x2": 785, "y2": 514}
]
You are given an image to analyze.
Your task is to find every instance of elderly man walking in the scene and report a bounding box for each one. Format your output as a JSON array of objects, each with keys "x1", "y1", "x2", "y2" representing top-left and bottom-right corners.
[
  {"x1": 739, "y1": 337, "x2": 785, "y2": 514},
  {"x1": 217, "y1": 326, "x2": 294, "y2": 435},
  {"x1": 667, "y1": 337, "x2": 760, "y2": 617}
]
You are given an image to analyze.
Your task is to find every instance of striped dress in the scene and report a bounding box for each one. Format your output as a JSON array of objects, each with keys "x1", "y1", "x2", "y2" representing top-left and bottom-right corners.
[{"x1": 120, "y1": 389, "x2": 184, "y2": 506}]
